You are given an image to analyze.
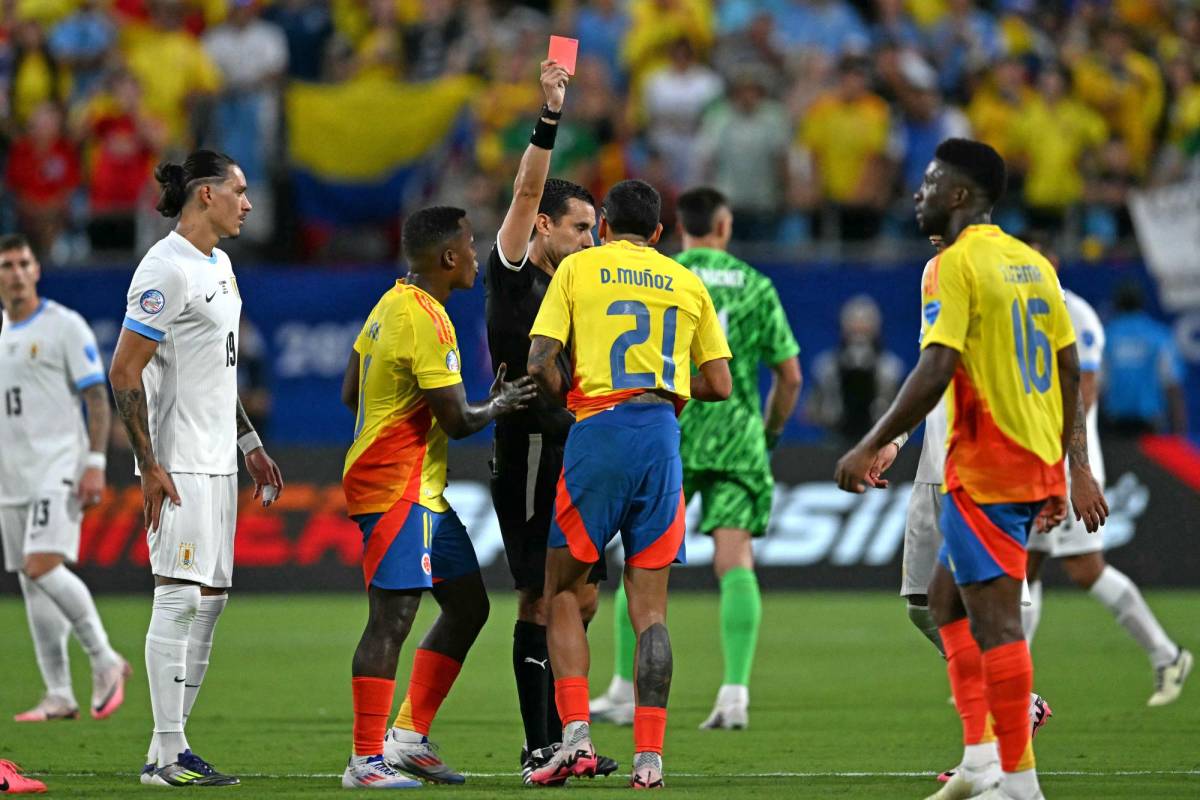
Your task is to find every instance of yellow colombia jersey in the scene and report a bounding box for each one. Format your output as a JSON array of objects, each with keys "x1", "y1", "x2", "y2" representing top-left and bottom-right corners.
[
  {"x1": 921, "y1": 225, "x2": 1075, "y2": 504},
  {"x1": 343, "y1": 282, "x2": 463, "y2": 516},
  {"x1": 530, "y1": 239, "x2": 732, "y2": 419}
]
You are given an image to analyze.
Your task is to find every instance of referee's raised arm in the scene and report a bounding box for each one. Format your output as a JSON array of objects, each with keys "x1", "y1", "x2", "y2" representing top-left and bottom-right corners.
[{"x1": 496, "y1": 59, "x2": 570, "y2": 266}]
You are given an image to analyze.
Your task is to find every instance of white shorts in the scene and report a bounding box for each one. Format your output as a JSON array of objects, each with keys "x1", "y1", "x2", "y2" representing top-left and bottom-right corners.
[
  {"x1": 900, "y1": 482, "x2": 943, "y2": 597},
  {"x1": 1027, "y1": 513, "x2": 1103, "y2": 558},
  {"x1": 148, "y1": 473, "x2": 238, "y2": 588},
  {"x1": 1, "y1": 489, "x2": 83, "y2": 572}
]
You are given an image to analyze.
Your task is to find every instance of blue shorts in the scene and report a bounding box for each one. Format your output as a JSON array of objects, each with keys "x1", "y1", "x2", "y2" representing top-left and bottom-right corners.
[
  {"x1": 354, "y1": 501, "x2": 479, "y2": 591},
  {"x1": 548, "y1": 403, "x2": 686, "y2": 570},
  {"x1": 938, "y1": 488, "x2": 1041, "y2": 585}
]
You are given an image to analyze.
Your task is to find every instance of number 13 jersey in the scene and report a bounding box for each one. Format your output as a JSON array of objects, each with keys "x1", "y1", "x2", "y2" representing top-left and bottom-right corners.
[
  {"x1": 920, "y1": 224, "x2": 1075, "y2": 504},
  {"x1": 122, "y1": 231, "x2": 242, "y2": 476},
  {"x1": 531, "y1": 240, "x2": 731, "y2": 420}
]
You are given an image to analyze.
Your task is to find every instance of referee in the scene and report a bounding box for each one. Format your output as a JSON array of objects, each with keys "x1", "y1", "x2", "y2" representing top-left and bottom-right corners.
[{"x1": 483, "y1": 59, "x2": 613, "y2": 783}]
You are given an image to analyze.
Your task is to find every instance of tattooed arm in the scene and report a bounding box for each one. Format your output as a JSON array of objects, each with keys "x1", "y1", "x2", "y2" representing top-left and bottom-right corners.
[
  {"x1": 236, "y1": 396, "x2": 256, "y2": 440},
  {"x1": 109, "y1": 327, "x2": 179, "y2": 529},
  {"x1": 527, "y1": 335, "x2": 565, "y2": 406},
  {"x1": 77, "y1": 384, "x2": 112, "y2": 508},
  {"x1": 1059, "y1": 345, "x2": 1109, "y2": 533},
  {"x1": 235, "y1": 393, "x2": 284, "y2": 503}
]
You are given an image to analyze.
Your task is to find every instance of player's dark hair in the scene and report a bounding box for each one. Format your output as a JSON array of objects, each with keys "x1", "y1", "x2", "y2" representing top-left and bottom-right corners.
[
  {"x1": 934, "y1": 138, "x2": 1007, "y2": 207},
  {"x1": 601, "y1": 179, "x2": 661, "y2": 239},
  {"x1": 402, "y1": 206, "x2": 468, "y2": 264},
  {"x1": 677, "y1": 187, "x2": 728, "y2": 237},
  {"x1": 0, "y1": 233, "x2": 32, "y2": 254},
  {"x1": 538, "y1": 178, "x2": 595, "y2": 224},
  {"x1": 154, "y1": 150, "x2": 239, "y2": 218}
]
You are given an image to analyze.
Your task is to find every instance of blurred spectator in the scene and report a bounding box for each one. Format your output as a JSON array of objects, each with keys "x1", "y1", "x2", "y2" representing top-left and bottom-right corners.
[
  {"x1": 1102, "y1": 282, "x2": 1188, "y2": 435},
  {"x1": 927, "y1": 0, "x2": 1001, "y2": 100},
  {"x1": 774, "y1": 0, "x2": 869, "y2": 60},
  {"x1": 800, "y1": 54, "x2": 893, "y2": 240},
  {"x1": 1010, "y1": 63, "x2": 1107, "y2": 234},
  {"x1": 640, "y1": 37, "x2": 722, "y2": 189},
  {"x1": 121, "y1": 0, "x2": 222, "y2": 148},
  {"x1": 712, "y1": 11, "x2": 788, "y2": 93},
  {"x1": 870, "y1": 0, "x2": 923, "y2": 49},
  {"x1": 695, "y1": 64, "x2": 790, "y2": 242},
  {"x1": 621, "y1": 0, "x2": 714, "y2": 91},
  {"x1": 1070, "y1": 22, "x2": 1164, "y2": 176},
  {"x1": 1156, "y1": 55, "x2": 1200, "y2": 183},
  {"x1": 716, "y1": 0, "x2": 784, "y2": 36},
  {"x1": 8, "y1": 18, "x2": 70, "y2": 127},
  {"x1": 966, "y1": 56, "x2": 1032, "y2": 164},
  {"x1": 262, "y1": 0, "x2": 333, "y2": 82},
  {"x1": 808, "y1": 294, "x2": 904, "y2": 443},
  {"x1": 47, "y1": 0, "x2": 117, "y2": 103},
  {"x1": 204, "y1": 0, "x2": 287, "y2": 185},
  {"x1": 565, "y1": 0, "x2": 628, "y2": 89},
  {"x1": 403, "y1": 0, "x2": 473, "y2": 81},
  {"x1": 1082, "y1": 137, "x2": 1136, "y2": 248},
  {"x1": 76, "y1": 70, "x2": 166, "y2": 251},
  {"x1": 4, "y1": 101, "x2": 80, "y2": 255},
  {"x1": 338, "y1": 0, "x2": 404, "y2": 81},
  {"x1": 891, "y1": 56, "x2": 970, "y2": 197}
]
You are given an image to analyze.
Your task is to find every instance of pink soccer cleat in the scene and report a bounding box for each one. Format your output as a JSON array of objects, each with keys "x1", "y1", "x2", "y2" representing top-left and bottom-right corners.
[
  {"x1": 0, "y1": 760, "x2": 47, "y2": 793},
  {"x1": 91, "y1": 657, "x2": 132, "y2": 720},
  {"x1": 14, "y1": 695, "x2": 78, "y2": 723}
]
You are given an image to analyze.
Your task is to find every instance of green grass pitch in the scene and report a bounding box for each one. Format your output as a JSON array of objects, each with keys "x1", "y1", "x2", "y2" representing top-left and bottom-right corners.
[{"x1": 1, "y1": 590, "x2": 1197, "y2": 798}]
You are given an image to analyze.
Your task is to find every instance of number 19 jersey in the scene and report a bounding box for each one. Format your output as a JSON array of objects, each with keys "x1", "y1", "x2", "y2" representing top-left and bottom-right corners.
[
  {"x1": 920, "y1": 225, "x2": 1075, "y2": 504},
  {"x1": 530, "y1": 240, "x2": 731, "y2": 419}
]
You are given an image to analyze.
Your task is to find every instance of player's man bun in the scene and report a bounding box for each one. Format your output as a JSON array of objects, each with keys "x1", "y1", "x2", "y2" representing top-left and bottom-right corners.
[
  {"x1": 601, "y1": 179, "x2": 661, "y2": 239},
  {"x1": 934, "y1": 138, "x2": 1008, "y2": 207},
  {"x1": 154, "y1": 150, "x2": 238, "y2": 218}
]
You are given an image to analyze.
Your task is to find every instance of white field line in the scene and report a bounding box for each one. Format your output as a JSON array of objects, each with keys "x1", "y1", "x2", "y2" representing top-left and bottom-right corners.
[{"x1": 31, "y1": 770, "x2": 1200, "y2": 779}]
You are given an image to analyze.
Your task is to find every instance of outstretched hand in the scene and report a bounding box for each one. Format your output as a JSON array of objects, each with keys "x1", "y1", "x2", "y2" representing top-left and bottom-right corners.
[
  {"x1": 490, "y1": 363, "x2": 539, "y2": 415},
  {"x1": 540, "y1": 59, "x2": 569, "y2": 112}
]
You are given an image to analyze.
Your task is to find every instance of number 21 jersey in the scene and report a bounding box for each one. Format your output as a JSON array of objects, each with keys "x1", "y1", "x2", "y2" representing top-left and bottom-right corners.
[
  {"x1": 122, "y1": 231, "x2": 242, "y2": 475},
  {"x1": 920, "y1": 224, "x2": 1075, "y2": 504}
]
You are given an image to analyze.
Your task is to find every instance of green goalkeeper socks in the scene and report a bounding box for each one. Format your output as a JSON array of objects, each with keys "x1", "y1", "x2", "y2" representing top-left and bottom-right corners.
[
  {"x1": 613, "y1": 583, "x2": 636, "y2": 682},
  {"x1": 720, "y1": 567, "x2": 762, "y2": 686}
]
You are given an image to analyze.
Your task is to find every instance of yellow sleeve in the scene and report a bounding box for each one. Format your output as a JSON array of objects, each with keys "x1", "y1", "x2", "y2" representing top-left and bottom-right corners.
[
  {"x1": 690, "y1": 284, "x2": 733, "y2": 365},
  {"x1": 409, "y1": 306, "x2": 463, "y2": 390},
  {"x1": 190, "y1": 42, "x2": 223, "y2": 93},
  {"x1": 920, "y1": 250, "x2": 972, "y2": 353},
  {"x1": 529, "y1": 261, "x2": 573, "y2": 345}
]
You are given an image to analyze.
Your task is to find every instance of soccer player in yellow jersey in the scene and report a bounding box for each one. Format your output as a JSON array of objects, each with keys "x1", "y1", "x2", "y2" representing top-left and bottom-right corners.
[
  {"x1": 525, "y1": 180, "x2": 732, "y2": 788},
  {"x1": 338, "y1": 206, "x2": 537, "y2": 789},
  {"x1": 835, "y1": 139, "x2": 1108, "y2": 800}
]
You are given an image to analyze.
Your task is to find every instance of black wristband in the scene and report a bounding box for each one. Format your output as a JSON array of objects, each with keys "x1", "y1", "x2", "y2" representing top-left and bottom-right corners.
[
  {"x1": 540, "y1": 104, "x2": 563, "y2": 121},
  {"x1": 530, "y1": 117, "x2": 558, "y2": 150}
]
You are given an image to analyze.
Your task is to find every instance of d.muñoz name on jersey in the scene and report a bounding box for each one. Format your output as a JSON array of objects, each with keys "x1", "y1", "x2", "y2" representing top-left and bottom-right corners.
[
  {"x1": 122, "y1": 231, "x2": 242, "y2": 475},
  {"x1": 0, "y1": 300, "x2": 105, "y2": 503}
]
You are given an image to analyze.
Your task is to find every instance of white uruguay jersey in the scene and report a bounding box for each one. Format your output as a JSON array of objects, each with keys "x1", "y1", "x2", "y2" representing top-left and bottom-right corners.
[
  {"x1": 123, "y1": 232, "x2": 241, "y2": 476},
  {"x1": 0, "y1": 300, "x2": 105, "y2": 503},
  {"x1": 1064, "y1": 288, "x2": 1105, "y2": 486},
  {"x1": 915, "y1": 396, "x2": 948, "y2": 485}
]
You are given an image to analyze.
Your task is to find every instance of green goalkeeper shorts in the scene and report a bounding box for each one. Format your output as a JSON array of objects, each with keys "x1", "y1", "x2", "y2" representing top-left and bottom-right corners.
[{"x1": 683, "y1": 468, "x2": 774, "y2": 537}]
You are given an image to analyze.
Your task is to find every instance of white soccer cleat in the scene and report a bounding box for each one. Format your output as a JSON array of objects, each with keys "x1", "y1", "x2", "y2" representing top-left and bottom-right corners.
[
  {"x1": 974, "y1": 787, "x2": 1044, "y2": 800},
  {"x1": 699, "y1": 684, "x2": 749, "y2": 730},
  {"x1": 14, "y1": 693, "x2": 79, "y2": 722},
  {"x1": 590, "y1": 675, "x2": 635, "y2": 726},
  {"x1": 630, "y1": 751, "x2": 664, "y2": 789},
  {"x1": 342, "y1": 754, "x2": 422, "y2": 789},
  {"x1": 924, "y1": 763, "x2": 1001, "y2": 799},
  {"x1": 1148, "y1": 648, "x2": 1193, "y2": 707}
]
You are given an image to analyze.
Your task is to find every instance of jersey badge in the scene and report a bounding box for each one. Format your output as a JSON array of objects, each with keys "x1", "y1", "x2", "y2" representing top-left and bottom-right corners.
[
  {"x1": 923, "y1": 300, "x2": 941, "y2": 326},
  {"x1": 1082, "y1": 330, "x2": 1095, "y2": 348},
  {"x1": 140, "y1": 290, "x2": 166, "y2": 315},
  {"x1": 445, "y1": 349, "x2": 460, "y2": 373},
  {"x1": 421, "y1": 553, "x2": 432, "y2": 576},
  {"x1": 178, "y1": 542, "x2": 196, "y2": 569},
  {"x1": 84, "y1": 344, "x2": 99, "y2": 364},
  {"x1": 29, "y1": 343, "x2": 38, "y2": 359}
]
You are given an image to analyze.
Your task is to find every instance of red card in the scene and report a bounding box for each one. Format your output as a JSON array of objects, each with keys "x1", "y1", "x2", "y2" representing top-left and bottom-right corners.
[{"x1": 548, "y1": 35, "x2": 579, "y2": 75}]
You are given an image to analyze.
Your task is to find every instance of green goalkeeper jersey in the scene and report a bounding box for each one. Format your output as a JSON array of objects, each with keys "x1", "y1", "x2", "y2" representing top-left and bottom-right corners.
[{"x1": 676, "y1": 248, "x2": 799, "y2": 474}]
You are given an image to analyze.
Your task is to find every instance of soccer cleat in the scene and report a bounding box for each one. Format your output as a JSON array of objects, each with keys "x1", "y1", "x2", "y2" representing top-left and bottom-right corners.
[
  {"x1": 341, "y1": 755, "x2": 422, "y2": 789},
  {"x1": 174, "y1": 750, "x2": 240, "y2": 786},
  {"x1": 383, "y1": 730, "x2": 464, "y2": 784},
  {"x1": 974, "y1": 787, "x2": 1044, "y2": 800},
  {"x1": 699, "y1": 684, "x2": 749, "y2": 730},
  {"x1": 630, "y1": 751, "x2": 664, "y2": 789},
  {"x1": 139, "y1": 762, "x2": 208, "y2": 787},
  {"x1": 590, "y1": 676, "x2": 635, "y2": 726},
  {"x1": 91, "y1": 657, "x2": 132, "y2": 720},
  {"x1": 924, "y1": 764, "x2": 1001, "y2": 799},
  {"x1": 13, "y1": 694, "x2": 78, "y2": 723},
  {"x1": 521, "y1": 744, "x2": 618, "y2": 785},
  {"x1": 529, "y1": 725, "x2": 598, "y2": 785},
  {"x1": 1030, "y1": 693, "x2": 1053, "y2": 737},
  {"x1": 1148, "y1": 648, "x2": 1193, "y2": 707},
  {"x1": 0, "y1": 760, "x2": 47, "y2": 794}
]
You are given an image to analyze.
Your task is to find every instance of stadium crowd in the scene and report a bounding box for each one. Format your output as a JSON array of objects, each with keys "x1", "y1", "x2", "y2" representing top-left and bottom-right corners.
[{"x1": 2, "y1": 0, "x2": 1200, "y2": 263}]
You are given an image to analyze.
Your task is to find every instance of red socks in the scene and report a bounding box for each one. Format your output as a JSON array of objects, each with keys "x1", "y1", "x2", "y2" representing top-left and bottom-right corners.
[
  {"x1": 352, "y1": 676, "x2": 395, "y2": 756},
  {"x1": 554, "y1": 676, "x2": 590, "y2": 725},
  {"x1": 983, "y1": 640, "x2": 1036, "y2": 772},
  {"x1": 634, "y1": 707, "x2": 667, "y2": 754},
  {"x1": 940, "y1": 619, "x2": 988, "y2": 745},
  {"x1": 394, "y1": 649, "x2": 463, "y2": 736}
]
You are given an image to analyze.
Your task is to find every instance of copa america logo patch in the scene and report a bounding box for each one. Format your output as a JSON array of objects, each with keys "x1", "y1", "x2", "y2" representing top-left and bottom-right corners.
[
  {"x1": 445, "y1": 349, "x2": 460, "y2": 372},
  {"x1": 140, "y1": 289, "x2": 166, "y2": 315},
  {"x1": 923, "y1": 300, "x2": 941, "y2": 326},
  {"x1": 421, "y1": 553, "x2": 432, "y2": 575}
]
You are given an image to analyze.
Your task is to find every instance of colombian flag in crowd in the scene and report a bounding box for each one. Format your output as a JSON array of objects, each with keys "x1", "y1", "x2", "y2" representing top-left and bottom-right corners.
[{"x1": 286, "y1": 75, "x2": 480, "y2": 225}]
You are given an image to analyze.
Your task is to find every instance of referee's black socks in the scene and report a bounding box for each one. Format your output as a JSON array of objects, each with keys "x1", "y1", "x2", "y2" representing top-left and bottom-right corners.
[{"x1": 513, "y1": 621, "x2": 553, "y2": 752}]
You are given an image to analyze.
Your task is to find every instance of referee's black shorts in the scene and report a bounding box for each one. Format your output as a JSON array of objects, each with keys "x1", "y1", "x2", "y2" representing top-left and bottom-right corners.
[{"x1": 490, "y1": 425, "x2": 606, "y2": 592}]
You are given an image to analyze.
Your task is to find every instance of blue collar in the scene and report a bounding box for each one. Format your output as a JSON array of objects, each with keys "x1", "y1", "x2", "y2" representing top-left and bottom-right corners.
[{"x1": 6, "y1": 300, "x2": 47, "y2": 330}]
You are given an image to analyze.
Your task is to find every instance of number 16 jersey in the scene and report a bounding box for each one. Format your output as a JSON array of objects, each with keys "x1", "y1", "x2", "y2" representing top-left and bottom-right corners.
[
  {"x1": 530, "y1": 240, "x2": 731, "y2": 420},
  {"x1": 920, "y1": 224, "x2": 1074, "y2": 504},
  {"x1": 122, "y1": 231, "x2": 242, "y2": 476}
]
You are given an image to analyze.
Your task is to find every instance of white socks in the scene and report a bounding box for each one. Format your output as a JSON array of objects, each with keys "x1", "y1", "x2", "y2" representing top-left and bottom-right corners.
[
  {"x1": 18, "y1": 572, "x2": 75, "y2": 704},
  {"x1": 1021, "y1": 580, "x2": 1043, "y2": 643},
  {"x1": 1003, "y1": 767, "x2": 1041, "y2": 799},
  {"x1": 961, "y1": 741, "x2": 999, "y2": 770},
  {"x1": 146, "y1": 584, "x2": 200, "y2": 767},
  {"x1": 1090, "y1": 566, "x2": 1178, "y2": 668},
  {"x1": 182, "y1": 594, "x2": 227, "y2": 725},
  {"x1": 33, "y1": 564, "x2": 120, "y2": 671}
]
